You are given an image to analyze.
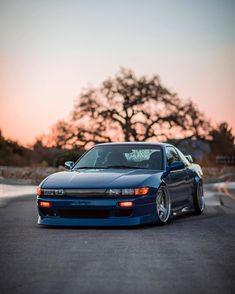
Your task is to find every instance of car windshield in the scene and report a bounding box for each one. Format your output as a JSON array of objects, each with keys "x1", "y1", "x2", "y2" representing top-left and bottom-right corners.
[{"x1": 73, "y1": 145, "x2": 163, "y2": 170}]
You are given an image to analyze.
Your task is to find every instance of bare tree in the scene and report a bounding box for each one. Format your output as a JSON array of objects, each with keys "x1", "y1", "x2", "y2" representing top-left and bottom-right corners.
[
  {"x1": 209, "y1": 122, "x2": 234, "y2": 155},
  {"x1": 50, "y1": 68, "x2": 211, "y2": 148}
]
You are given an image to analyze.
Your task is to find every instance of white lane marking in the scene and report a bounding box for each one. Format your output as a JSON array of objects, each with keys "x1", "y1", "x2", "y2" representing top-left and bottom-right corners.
[{"x1": 0, "y1": 184, "x2": 36, "y2": 207}]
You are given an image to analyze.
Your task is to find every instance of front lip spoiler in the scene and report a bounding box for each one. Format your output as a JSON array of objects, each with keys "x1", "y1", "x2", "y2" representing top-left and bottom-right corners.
[{"x1": 38, "y1": 214, "x2": 155, "y2": 226}]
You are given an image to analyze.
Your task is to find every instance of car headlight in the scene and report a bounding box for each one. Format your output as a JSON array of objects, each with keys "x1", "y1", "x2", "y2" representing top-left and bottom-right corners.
[
  {"x1": 106, "y1": 187, "x2": 149, "y2": 196},
  {"x1": 36, "y1": 188, "x2": 64, "y2": 196},
  {"x1": 106, "y1": 188, "x2": 133, "y2": 196},
  {"x1": 36, "y1": 187, "x2": 150, "y2": 197}
]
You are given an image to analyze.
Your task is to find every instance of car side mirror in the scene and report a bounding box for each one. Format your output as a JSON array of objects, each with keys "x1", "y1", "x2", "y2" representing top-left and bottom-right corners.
[
  {"x1": 185, "y1": 155, "x2": 193, "y2": 163},
  {"x1": 169, "y1": 161, "x2": 185, "y2": 171},
  {"x1": 64, "y1": 161, "x2": 74, "y2": 170}
]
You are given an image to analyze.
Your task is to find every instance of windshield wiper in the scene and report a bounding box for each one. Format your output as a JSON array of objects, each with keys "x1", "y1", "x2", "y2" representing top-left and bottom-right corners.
[
  {"x1": 73, "y1": 165, "x2": 146, "y2": 170},
  {"x1": 73, "y1": 166, "x2": 105, "y2": 169},
  {"x1": 104, "y1": 165, "x2": 143, "y2": 169}
]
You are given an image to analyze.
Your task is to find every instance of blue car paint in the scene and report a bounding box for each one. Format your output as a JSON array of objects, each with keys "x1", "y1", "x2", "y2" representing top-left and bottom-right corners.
[
  {"x1": 37, "y1": 142, "x2": 202, "y2": 226},
  {"x1": 38, "y1": 196, "x2": 158, "y2": 226},
  {"x1": 41, "y1": 169, "x2": 163, "y2": 189}
]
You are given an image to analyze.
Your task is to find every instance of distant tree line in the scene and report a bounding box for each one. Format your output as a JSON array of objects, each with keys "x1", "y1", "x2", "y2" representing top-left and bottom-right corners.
[
  {"x1": 0, "y1": 68, "x2": 234, "y2": 166},
  {"x1": 0, "y1": 130, "x2": 84, "y2": 167},
  {"x1": 46, "y1": 68, "x2": 234, "y2": 162}
]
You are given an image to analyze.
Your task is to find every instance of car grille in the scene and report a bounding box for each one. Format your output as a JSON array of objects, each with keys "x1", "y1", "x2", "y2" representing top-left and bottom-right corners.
[
  {"x1": 43, "y1": 189, "x2": 107, "y2": 198},
  {"x1": 39, "y1": 207, "x2": 133, "y2": 219}
]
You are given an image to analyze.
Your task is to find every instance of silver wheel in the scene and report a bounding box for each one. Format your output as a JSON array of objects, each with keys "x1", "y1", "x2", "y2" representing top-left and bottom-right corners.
[{"x1": 156, "y1": 187, "x2": 171, "y2": 223}]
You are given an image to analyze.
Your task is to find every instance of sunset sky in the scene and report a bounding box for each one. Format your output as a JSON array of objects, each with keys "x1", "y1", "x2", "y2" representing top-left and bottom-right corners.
[{"x1": 0, "y1": 0, "x2": 234, "y2": 146}]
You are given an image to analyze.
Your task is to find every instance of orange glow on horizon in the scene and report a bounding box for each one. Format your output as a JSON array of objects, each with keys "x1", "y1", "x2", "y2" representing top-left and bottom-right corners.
[{"x1": 0, "y1": 55, "x2": 235, "y2": 146}]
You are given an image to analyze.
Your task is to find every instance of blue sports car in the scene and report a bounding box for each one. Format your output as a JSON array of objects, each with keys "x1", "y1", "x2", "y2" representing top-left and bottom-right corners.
[{"x1": 36, "y1": 142, "x2": 205, "y2": 226}]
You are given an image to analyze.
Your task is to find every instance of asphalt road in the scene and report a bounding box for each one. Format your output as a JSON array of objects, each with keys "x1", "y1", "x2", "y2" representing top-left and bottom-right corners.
[{"x1": 0, "y1": 183, "x2": 235, "y2": 294}]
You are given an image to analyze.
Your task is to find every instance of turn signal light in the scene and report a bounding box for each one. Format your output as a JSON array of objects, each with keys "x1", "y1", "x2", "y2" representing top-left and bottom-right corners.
[
  {"x1": 39, "y1": 201, "x2": 52, "y2": 208},
  {"x1": 134, "y1": 187, "x2": 149, "y2": 196},
  {"x1": 118, "y1": 201, "x2": 134, "y2": 207},
  {"x1": 36, "y1": 187, "x2": 43, "y2": 196}
]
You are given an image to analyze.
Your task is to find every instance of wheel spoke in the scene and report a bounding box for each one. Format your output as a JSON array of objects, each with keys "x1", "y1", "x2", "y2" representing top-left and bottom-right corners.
[
  {"x1": 159, "y1": 204, "x2": 167, "y2": 216},
  {"x1": 156, "y1": 188, "x2": 170, "y2": 222}
]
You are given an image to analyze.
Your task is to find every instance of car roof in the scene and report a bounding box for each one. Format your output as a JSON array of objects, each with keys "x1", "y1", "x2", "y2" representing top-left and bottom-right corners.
[{"x1": 95, "y1": 142, "x2": 173, "y2": 147}]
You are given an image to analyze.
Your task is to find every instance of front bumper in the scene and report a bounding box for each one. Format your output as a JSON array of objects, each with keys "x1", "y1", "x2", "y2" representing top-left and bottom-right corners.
[{"x1": 37, "y1": 196, "x2": 157, "y2": 226}]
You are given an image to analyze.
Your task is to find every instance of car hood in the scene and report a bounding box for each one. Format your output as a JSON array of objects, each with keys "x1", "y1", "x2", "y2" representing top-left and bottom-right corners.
[{"x1": 41, "y1": 169, "x2": 163, "y2": 189}]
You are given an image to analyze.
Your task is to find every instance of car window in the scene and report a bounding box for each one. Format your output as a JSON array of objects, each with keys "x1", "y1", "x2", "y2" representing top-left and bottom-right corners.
[
  {"x1": 73, "y1": 145, "x2": 163, "y2": 170},
  {"x1": 166, "y1": 146, "x2": 180, "y2": 165},
  {"x1": 175, "y1": 148, "x2": 190, "y2": 166}
]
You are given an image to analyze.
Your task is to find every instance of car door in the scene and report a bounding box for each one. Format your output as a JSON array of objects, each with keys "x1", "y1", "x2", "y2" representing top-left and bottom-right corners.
[
  {"x1": 164, "y1": 146, "x2": 189, "y2": 209},
  {"x1": 175, "y1": 147, "x2": 195, "y2": 201}
]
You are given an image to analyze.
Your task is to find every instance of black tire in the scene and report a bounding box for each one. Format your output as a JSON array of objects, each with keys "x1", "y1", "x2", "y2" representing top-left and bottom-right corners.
[
  {"x1": 155, "y1": 186, "x2": 171, "y2": 224},
  {"x1": 193, "y1": 181, "x2": 205, "y2": 215}
]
